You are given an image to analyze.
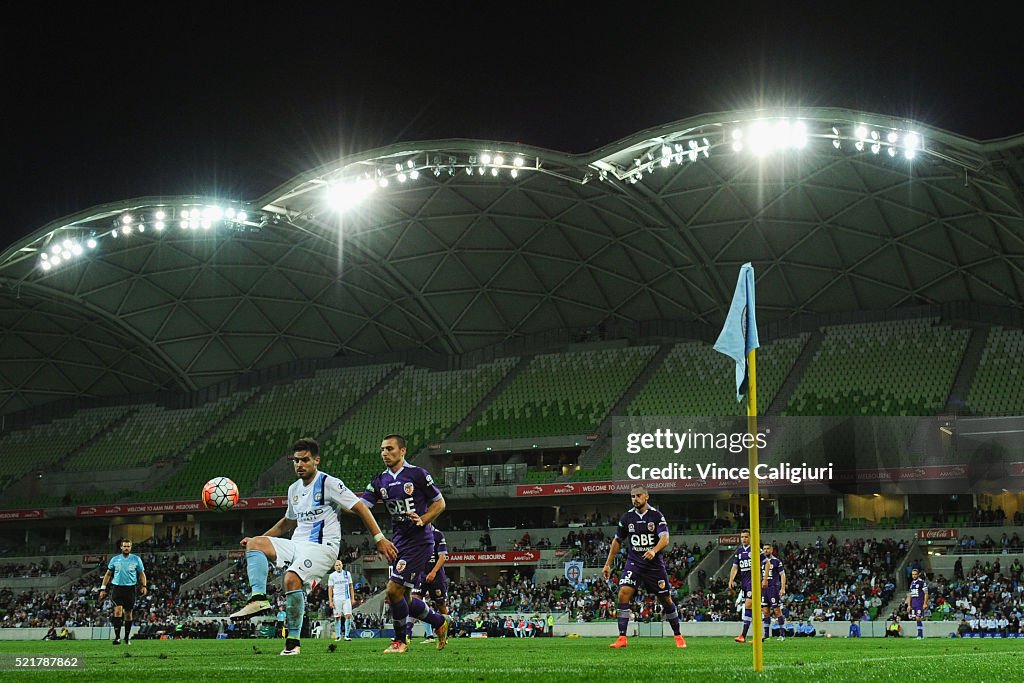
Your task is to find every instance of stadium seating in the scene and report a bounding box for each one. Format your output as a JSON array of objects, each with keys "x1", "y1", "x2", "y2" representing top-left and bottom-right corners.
[
  {"x1": 0, "y1": 405, "x2": 130, "y2": 486},
  {"x1": 460, "y1": 346, "x2": 658, "y2": 441},
  {"x1": 967, "y1": 326, "x2": 1024, "y2": 415},
  {"x1": 138, "y1": 364, "x2": 397, "y2": 501},
  {"x1": 786, "y1": 319, "x2": 968, "y2": 416},
  {"x1": 60, "y1": 390, "x2": 256, "y2": 472},
  {"x1": 626, "y1": 336, "x2": 808, "y2": 417},
  {"x1": 316, "y1": 358, "x2": 519, "y2": 487}
]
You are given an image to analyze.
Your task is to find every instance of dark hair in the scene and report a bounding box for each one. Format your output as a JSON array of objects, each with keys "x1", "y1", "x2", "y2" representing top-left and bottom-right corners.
[
  {"x1": 742, "y1": 529, "x2": 751, "y2": 534},
  {"x1": 382, "y1": 434, "x2": 407, "y2": 449},
  {"x1": 629, "y1": 484, "x2": 647, "y2": 494},
  {"x1": 118, "y1": 538, "x2": 131, "y2": 546},
  {"x1": 292, "y1": 437, "x2": 320, "y2": 457}
]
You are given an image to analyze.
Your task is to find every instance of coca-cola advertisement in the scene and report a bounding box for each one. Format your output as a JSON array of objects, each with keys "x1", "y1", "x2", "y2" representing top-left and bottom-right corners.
[
  {"x1": 916, "y1": 529, "x2": 959, "y2": 540},
  {"x1": 718, "y1": 534, "x2": 741, "y2": 546}
]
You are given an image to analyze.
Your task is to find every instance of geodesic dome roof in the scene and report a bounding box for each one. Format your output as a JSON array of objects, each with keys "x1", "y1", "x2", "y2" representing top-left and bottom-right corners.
[{"x1": 2, "y1": 107, "x2": 1023, "y2": 415}]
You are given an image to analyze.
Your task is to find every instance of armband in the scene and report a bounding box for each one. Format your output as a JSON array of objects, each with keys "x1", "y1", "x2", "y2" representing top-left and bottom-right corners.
[
  {"x1": 373, "y1": 533, "x2": 386, "y2": 543},
  {"x1": 100, "y1": 585, "x2": 108, "y2": 591}
]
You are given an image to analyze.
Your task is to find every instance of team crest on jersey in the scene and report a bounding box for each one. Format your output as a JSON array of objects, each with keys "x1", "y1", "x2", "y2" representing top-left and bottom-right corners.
[
  {"x1": 395, "y1": 560, "x2": 407, "y2": 573},
  {"x1": 380, "y1": 488, "x2": 388, "y2": 499},
  {"x1": 304, "y1": 559, "x2": 313, "y2": 568},
  {"x1": 628, "y1": 524, "x2": 635, "y2": 532},
  {"x1": 403, "y1": 482, "x2": 414, "y2": 496},
  {"x1": 658, "y1": 580, "x2": 666, "y2": 589},
  {"x1": 314, "y1": 493, "x2": 323, "y2": 503},
  {"x1": 292, "y1": 496, "x2": 298, "y2": 503},
  {"x1": 647, "y1": 522, "x2": 655, "y2": 532}
]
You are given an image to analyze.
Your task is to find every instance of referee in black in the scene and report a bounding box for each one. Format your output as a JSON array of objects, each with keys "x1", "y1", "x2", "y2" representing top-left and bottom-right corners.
[{"x1": 98, "y1": 538, "x2": 148, "y2": 645}]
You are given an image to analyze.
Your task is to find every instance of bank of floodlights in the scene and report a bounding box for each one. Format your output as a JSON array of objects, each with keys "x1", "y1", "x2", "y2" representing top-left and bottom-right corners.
[
  {"x1": 324, "y1": 151, "x2": 535, "y2": 212},
  {"x1": 36, "y1": 202, "x2": 261, "y2": 274}
]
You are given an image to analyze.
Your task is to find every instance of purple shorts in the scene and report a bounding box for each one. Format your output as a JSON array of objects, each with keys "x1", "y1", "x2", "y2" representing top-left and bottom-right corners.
[
  {"x1": 909, "y1": 606, "x2": 925, "y2": 619},
  {"x1": 761, "y1": 590, "x2": 781, "y2": 608},
  {"x1": 390, "y1": 543, "x2": 432, "y2": 588},
  {"x1": 414, "y1": 570, "x2": 448, "y2": 601},
  {"x1": 619, "y1": 559, "x2": 670, "y2": 595}
]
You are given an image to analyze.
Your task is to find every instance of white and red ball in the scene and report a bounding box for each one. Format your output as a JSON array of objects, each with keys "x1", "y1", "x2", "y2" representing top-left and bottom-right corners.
[{"x1": 201, "y1": 476, "x2": 239, "y2": 511}]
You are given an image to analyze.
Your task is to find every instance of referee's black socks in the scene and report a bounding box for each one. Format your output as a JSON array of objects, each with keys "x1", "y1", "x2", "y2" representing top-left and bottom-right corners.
[
  {"x1": 125, "y1": 620, "x2": 133, "y2": 641},
  {"x1": 112, "y1": 616, "x2": 123, "y2": 640}
]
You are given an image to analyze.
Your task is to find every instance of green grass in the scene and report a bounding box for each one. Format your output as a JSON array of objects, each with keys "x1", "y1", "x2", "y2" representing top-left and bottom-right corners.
[{"x1": 0, "y1": 636, "x2": 1020, "y2": 682}]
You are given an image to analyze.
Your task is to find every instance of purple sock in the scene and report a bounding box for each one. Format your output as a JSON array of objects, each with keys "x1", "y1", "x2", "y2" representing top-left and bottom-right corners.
[
  {"x1": 778, "y1": 615, "x2": 785, "y2": 635},
  {"x1": 617, "y1": 603, "x2": 630, "y2": 636},
  {"x1": 410, "y1": 597, "x2": 445, "y2": 629},
  {"x1": 664, "y1": 608, "x2": 681, "y2": 636},
  {"x1": 390, "y1": 597, "x2": 409, "y2": 643},
  {"x1": 742, "y1": 609, "x2": 751, "y2": 636}
]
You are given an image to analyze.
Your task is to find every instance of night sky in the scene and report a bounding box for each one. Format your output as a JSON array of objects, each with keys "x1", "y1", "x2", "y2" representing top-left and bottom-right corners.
[{"x1": 4, "y1": 3, "x2": 1021, "y2": 247}]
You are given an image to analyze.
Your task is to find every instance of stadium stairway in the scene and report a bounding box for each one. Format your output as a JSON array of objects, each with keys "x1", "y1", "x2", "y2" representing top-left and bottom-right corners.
[
  {"x1": 177, "y1": 557, "x2": 238, "y2": 594},
  {"x1": 576, "y1": 344, "x2": 674, "y2": 473},
  {"x1": 148, "y1": 386, "x2": 269, "y2": 492},
  {"x1": 686, "y1": 543, "x2": 724, "y2": 593},
  {"x1": 50, "y1": 406, "x2": 140, "y2": 474},
  {"x1": 437, "y1": 355, "x2": 529, "y2": 443},
  {"x1": 353, "y1": 587, "x2": 387, "y2": 617},
  {"x1": 944, "y1": 324, "x2": 988, "y2": 413},
  {"x1": 250, "y1": 365, "x2": 404, "y2": 495},
  {"x1": 766, "y1": 328, "x2": 824, "y2": 415}
]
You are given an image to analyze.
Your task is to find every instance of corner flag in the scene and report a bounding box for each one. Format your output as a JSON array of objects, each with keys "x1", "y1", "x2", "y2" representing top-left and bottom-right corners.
[{"x1": 714, "y1": 262, "x2": 760, "y2": 402}]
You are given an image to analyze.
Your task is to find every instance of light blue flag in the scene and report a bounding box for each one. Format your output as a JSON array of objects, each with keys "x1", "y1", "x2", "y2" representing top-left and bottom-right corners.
[{"x1": 714, "y1": 263, "x2": 760, "y2": 402}]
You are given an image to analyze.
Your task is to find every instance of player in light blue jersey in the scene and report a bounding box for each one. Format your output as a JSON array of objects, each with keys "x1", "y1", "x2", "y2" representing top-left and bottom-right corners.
[
  {"x1": 328, "y1": 559, "x2": 354, "y2": 641},
  {"x1": 230, "y1": 437, "x2": 397, "y2": 656},
  {"x1": 99, "y1": 538, "x2": 147, "y2": 645}
]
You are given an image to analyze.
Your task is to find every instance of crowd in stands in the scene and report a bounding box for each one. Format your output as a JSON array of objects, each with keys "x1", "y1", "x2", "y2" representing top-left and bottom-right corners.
[
  {"x1": 0, "y1": 553, "x2": 226, "y2": 629},
  {"x1": 0, "y1": 560, "x2": 73, "y2": 578},
  {"x1": 778, "y1": 536, "x2": 902, "y2": 621},
  {"x1": 910, "y1": 557, "x2": 1024, "y2": 628},
  {"x1": 955, "y1": 532, "x2": 1023, "y2": 553}
]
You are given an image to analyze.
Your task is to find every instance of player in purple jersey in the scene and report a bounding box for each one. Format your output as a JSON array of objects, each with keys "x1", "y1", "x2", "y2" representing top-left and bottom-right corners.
[
  {"x1": 727, "y1": 529, "x2": 761, "y2": 643},
  {"x1": 760, "y1": 543, "x2": 786, "y2": 641},
  {"x1": 906, "y1": 568, "x2": 929, "y2": 639},
  {"x1": 412, "y1": 528, "x2": 448, "y2": 643},
  {"x1": 360, "y1": 434, "x2": 453, "y2": 654},
  {"x1": 601, "y1": 485, "x2": 686, "y2": 650}
]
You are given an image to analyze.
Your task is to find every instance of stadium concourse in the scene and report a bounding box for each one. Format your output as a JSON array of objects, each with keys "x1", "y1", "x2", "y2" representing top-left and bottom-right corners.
[{"x1": 0, "y1": 108, "x2": 1022, "y2": 640}]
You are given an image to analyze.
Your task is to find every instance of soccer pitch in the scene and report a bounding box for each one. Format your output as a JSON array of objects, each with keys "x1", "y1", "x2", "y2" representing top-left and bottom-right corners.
[{"x1": 0, "y1": 637, "x2": 1019, "y2": 682}]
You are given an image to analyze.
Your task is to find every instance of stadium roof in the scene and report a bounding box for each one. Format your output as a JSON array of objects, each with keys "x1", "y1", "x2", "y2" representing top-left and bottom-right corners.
[{"x1": 2, "y1": 107, "x2": 1023, "y2": 415}]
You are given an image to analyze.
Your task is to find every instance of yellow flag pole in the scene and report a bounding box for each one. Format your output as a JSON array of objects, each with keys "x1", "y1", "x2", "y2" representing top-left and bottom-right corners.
[{"x1": 747, "y1": 348, "x2": 764, "y2": 672}]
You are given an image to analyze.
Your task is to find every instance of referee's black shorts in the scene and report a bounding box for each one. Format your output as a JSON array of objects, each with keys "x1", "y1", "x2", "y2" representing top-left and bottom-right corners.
[{"x1": 111, "y1": 584, "x2": 136, "y2": 610}]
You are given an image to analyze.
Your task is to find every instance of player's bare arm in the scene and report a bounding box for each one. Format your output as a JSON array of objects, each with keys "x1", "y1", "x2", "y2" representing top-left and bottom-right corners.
[
  {"x1": 602, "y1": 537, "x2": 622, "y2": 579},
  {"x1": 426, "y1": 553, "x2": 446, "y2": 582},
  {"x1": 408, "y1": 496, "x2": 446, "y2": 527},
  {"x1": 728, "y1": 563, "x2": 738, "y2": 590},
  {"x1": 138, "y1": 571, "x2": 148, "y2": 596},
  {"x1": 349, "y1": 500, "x2": 398, "y2": 561},
  {"x1": 644, "y1": 532, "x2": 670, "y2": 561}
]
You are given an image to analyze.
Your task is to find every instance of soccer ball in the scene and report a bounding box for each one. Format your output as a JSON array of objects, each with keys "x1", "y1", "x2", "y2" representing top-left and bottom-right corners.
[{"x1": 201, "y1": 477, "x2": 239, "y2": 511}]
